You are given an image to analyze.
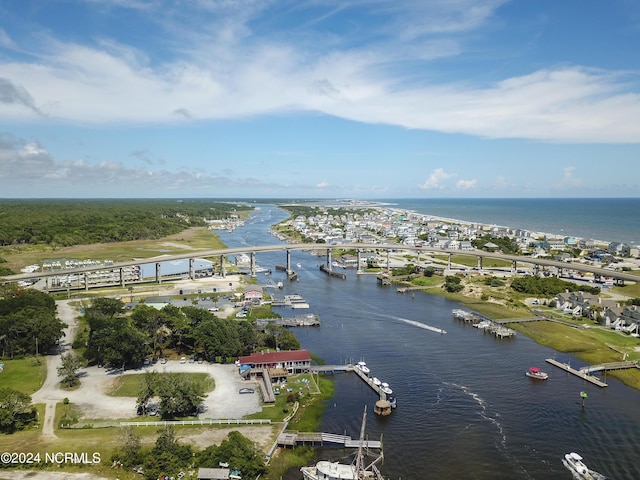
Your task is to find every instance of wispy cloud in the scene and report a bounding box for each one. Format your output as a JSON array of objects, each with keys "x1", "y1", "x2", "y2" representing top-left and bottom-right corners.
[{"x1": 1, "y1": 1, "x2": 639, "y2": 143}]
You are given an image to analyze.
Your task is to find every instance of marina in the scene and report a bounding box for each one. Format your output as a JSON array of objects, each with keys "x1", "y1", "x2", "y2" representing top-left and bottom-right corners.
[
  {"x1": 452, "y1": 309, "x2": 516, "y2": 338},
  {"x1": 254, "y1": 313, "x2": 320, "y2": 329}
]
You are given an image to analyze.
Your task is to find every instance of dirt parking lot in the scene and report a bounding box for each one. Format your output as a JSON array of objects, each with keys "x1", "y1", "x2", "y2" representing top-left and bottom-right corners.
[{"x1": 32, "y1": 299, "x2": 267, "y2": 431}]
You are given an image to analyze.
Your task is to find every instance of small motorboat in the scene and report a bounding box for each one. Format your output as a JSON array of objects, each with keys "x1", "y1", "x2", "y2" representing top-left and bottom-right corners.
[
  {"x1": 562, "y1": 452, "x2": 606, "y2": 479},
  {"x1": 526, "y1": 366, "x2": 548, "y2": 380},
  {"x1": 356, "y1": 361, "x2": 370, "y2": 375},
  {"x1": 381, "y1": 382, "x2": 393, "y2": 395},
  {"x1": 372, "y1": 377, "x2": 382, "y2": 386}
]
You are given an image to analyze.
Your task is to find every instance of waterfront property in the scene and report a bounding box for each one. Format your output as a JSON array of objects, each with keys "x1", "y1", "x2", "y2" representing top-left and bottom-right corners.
[{"x1": 238, "y1": 349, "x2": 312, "y2": 376}]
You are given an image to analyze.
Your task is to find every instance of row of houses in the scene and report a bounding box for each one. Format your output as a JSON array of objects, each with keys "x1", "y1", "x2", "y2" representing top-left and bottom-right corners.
[
  {"x1": 555, "y1": 291, "x2": 640, "y2": 335},
  {"x1": 286, "y1": 207, "x2": 637, "y2": 260}
]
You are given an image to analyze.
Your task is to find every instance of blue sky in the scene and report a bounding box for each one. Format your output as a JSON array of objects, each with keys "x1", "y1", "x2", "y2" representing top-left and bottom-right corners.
[{"x1": 1, "y1": 0, "x2": 639, "y2": 199}]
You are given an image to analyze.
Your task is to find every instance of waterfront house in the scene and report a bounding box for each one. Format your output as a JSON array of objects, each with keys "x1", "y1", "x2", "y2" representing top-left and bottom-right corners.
[
  {"x1": 237, "y1": 349, "x2": 312, "y2": 375},
  {"x1": 607, "y1": 242, "x2": 631, "y2": 257},
  {"x1": 243, "y1": 286, "x2": 263, "y2": 303}
]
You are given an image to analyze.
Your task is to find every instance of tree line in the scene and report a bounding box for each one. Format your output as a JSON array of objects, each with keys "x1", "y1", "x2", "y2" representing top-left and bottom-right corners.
[
  {"x1": 0, "y1": 199, "x2": 249, "y2": 248},
  {"x1": 112, "y1": 426, "x2": 266, "y2": 480},
  {"x1": 81, "y1": 297, "x2": 300, "y2": 369}
]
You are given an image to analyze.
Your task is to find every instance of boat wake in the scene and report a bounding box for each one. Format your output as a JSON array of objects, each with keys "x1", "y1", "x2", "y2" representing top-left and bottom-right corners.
[
  {"x1": 447, "y1": 383, "x2": 537, "y2": 477},
  {"x1": 377, "y1": 312, "x2": 447, "y2": 334}
]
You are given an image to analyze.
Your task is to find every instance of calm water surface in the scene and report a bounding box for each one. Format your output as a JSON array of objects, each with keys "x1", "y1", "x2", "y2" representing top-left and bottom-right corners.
[{"x1": 217, "y1": 205, "x2": 640, "y2": 480}]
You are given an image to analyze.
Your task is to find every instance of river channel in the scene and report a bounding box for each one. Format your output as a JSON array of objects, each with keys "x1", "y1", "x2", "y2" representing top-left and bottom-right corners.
[{"x1": 215, "y1": 204, "x2": 640, "y2": 480}]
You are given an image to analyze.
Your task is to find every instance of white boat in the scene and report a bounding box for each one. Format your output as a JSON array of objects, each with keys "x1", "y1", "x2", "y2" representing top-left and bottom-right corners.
[
  {"x1": 380, "y1": 382, "x2": 393, "y2": 395},
  {"x1": 296, "y1": 263, "x2": 302, "y2": 268},
  {"x1": 562, "y1": 452, "x2": 606, "y2": 479},
  {"x1": 301, "y1": 407, "x2": 385, "y2": 480},
  {"x1": 372, "y1": 377, "x2": 381, "y2": 386},
  {"x1": 525, "y1": 367, "x2": 548, "y2": 380},
  {"x1": 357, "y1": 361, "x2": 370, "y2": 375}
]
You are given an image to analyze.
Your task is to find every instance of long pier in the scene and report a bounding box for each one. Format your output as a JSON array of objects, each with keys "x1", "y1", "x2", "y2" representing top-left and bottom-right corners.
[
  {"x1": 277, "y1": 431, "x2": 381, "y2": 449},
  {"x1": 545, "y1": 358, "x2": 608, "y2": 387},
  {"x1": 313, "y1": 364, "x2": 388, "y2": 400},
  {"x1": 580, "y1": 360, "x2": 640, "y2": 374}
]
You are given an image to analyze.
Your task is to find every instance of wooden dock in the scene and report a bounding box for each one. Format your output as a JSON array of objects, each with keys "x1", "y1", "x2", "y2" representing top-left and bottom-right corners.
[
  {"x1": 579, "y1": 360, "x2": 640, "y2": 374},
  {"x1": 277, "y1": 431, "x2": 382, "y2": 449},
  {"x1": 545, "y1": 358, "x2": 608, "y2": 387},
  {"x1": 313, "y1": 364, "x2": 388, "y2": 400},
  {"x1": 255, "y1": 314, "x2": 320, "y2": 329}
]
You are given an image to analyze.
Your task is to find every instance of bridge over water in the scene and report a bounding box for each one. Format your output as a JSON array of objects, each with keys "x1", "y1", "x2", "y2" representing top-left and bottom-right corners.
[{"x1": 3, "y1": 243, "x2": 638, "y2": 292}]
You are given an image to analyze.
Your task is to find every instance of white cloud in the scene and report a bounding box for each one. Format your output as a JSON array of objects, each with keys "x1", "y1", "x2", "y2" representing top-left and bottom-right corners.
[
  {"x1": 316, "y1": 181, "x2": 330, "y2": 189},
  {"x1": 456, "y1": 178, "x2": 477, "y2": 190},
  {"x1": 418, "y1": 168, "x2": 454, "y2": 190},
  {"x1": 562, "y1": 166, "x2": 583, "y2": 187},
  {"x1": 0, "y1": 1, "x2": 639, "y2": 143}
]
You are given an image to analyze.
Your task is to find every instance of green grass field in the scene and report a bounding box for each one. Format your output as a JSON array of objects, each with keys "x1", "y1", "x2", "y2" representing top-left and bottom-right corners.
[
  {"x1": 108, "y1": 372, "x2": 215, "y2": 397},
  {"x1": 0, "y1": 357, "x2": 48, "y2": 394}
]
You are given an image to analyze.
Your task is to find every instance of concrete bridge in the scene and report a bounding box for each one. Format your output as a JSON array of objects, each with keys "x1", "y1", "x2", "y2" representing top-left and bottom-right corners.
[{"x1": 2, "y1": 243, "x2": 638, "y2": 292}]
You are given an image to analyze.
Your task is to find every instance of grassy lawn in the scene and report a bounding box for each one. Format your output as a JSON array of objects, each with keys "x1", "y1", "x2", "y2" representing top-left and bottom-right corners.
[
  {"x1": 0, "y1": 357, "x2": 48, "y2": 394},
  {"x1": 611, "y1": 281, "x2": 640, "y2": 298},
  {"x1": 108, "y1": 372, "x2": 215, "y2": 397}
]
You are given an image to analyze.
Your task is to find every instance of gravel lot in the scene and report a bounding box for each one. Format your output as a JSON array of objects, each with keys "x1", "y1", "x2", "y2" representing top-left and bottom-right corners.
[{"x1": 32, "y1": 298, "x2": 266, "y2": 430}]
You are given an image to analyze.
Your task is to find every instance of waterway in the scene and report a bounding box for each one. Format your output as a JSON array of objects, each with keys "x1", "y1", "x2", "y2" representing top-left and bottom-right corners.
[{"x1": 216, "y1": 204, "x2": 640, "y2": 480}]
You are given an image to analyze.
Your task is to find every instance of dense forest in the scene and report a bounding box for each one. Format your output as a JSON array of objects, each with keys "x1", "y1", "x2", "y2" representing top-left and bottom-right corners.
[{"x1": 0, "y1": 199, "x2": 250, "y2": 247}]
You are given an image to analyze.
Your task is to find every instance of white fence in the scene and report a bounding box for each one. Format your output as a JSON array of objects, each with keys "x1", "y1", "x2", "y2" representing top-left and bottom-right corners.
[{"x1": 120, "y1": 418, "x2": 272, "y2": 427}]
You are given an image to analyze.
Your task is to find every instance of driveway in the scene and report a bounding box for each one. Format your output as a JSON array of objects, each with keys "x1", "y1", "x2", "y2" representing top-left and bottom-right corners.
[{"x1": 32, "y1": 300, "x2": 263, "y2": 434}]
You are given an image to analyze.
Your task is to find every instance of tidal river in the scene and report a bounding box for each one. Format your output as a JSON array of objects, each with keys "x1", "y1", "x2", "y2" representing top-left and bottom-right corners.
[{"x1": 216, "y1": 204, "x2": 640, "y2": 480}]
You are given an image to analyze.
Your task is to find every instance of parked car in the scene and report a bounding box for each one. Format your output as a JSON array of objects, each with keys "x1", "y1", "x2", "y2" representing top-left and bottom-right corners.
[
  {"x1": 180, "y1": 357, "x2": 186, "y2": 364},
  {"x1": 239, "y1": 387, "x2": 255, "y2": 394},
  {"x1": 160, "y1": 357, "x2": 167, "y2": 364}
]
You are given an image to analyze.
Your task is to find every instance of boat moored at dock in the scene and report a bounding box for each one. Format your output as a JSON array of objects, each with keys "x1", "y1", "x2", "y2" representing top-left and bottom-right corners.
[
  {"x1": 357, "y1": 361, "x2": 370, "y2": 375},
  {"x1": 301, "y1": 407, "x2": 386, "y2": 480}
]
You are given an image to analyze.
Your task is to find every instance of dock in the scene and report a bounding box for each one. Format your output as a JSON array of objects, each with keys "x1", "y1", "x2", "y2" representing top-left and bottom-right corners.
[
  {"x1": 545, "y1": 358, "x2": 608, "y2": 387},
  {"x1": 452, "y1": 309, "x2": 515, "y2": 338},
  {"x1": 277, "y1": 431, "x2": 381, "y2": 449},
  {"x1": 579, "y1": 360, "x2": 640, "y2": 374},
  {"x1": 255, "y1": 314, "x2": 320, "y2": 329},
  {"x1": 313, "y1": 364, "x2": 389, "y2": 401}
]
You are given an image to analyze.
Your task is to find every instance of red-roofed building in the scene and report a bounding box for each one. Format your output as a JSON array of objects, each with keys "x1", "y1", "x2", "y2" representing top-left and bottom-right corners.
[{"x1": 238, "y1": 349, "x2": 311, "y2": 375}]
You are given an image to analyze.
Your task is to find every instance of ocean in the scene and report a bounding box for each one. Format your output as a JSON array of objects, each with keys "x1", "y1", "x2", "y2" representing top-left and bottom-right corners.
[{"x1": 375, "y1": 198, "x2": 640, "y2": 247}]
